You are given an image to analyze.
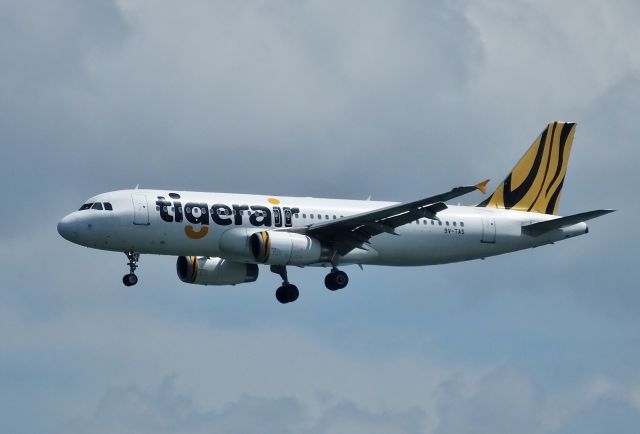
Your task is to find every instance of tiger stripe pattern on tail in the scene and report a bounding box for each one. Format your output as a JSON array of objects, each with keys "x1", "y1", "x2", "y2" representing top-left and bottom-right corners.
[{"x1": 478, "y1": 122, "x2": 576, "y2": 215}]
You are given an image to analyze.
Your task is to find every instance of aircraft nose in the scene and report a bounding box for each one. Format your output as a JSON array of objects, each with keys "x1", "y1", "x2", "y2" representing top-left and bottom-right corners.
[{"x1": 57, "y1": 214, "x2": 78, "y2": 241}]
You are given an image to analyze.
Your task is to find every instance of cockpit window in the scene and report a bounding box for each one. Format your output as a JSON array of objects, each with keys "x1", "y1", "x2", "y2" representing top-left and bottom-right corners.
[
  {"x1": 104, "y1": 202, "x2": 113, "y2": 211},
  {"x1": 91, "y1": 202, "x2": 104, "y2": 210},
  {"x1": 78, "y1": 203, "x2": 93, "y2": 211}
]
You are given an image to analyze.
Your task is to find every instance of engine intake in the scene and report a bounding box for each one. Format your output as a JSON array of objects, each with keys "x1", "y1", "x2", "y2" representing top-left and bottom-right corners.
[
  {"x1": 176, "y1": 256, "x2": 258, "y2": 285},
  {"x1": 249, "y1": 231, "x2": 331, "y2": 265}
]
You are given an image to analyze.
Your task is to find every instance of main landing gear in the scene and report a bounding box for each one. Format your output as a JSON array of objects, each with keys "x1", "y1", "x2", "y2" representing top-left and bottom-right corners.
[
  {"x1": 271, "y1": 265, "x2": 299, "y2": 304},
  {"x1": 270, "y1": 265, "x2": 350, "y2": 304},
  {"x1": 122, "y1": 251, "x2": 140, "y2": 286},
  {"x1": 324, "y1": 268, "x2": 349, "y2": 291}
]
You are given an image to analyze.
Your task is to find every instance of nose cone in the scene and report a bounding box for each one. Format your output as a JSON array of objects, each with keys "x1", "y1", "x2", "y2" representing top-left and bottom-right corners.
[{"x1": 57, "y1": 214, "x2": 78, "y2": 242}]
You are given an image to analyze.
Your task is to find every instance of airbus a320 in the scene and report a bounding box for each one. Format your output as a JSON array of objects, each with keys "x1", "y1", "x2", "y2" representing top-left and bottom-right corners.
[{"x1": 58, "y1": 122, "x2": 613, "y2": 303}]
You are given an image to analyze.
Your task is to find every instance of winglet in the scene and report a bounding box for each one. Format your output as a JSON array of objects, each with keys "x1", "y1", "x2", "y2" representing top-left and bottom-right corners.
[{"x1": 474, "y1": 179, "x2": 490, "y2": 194}]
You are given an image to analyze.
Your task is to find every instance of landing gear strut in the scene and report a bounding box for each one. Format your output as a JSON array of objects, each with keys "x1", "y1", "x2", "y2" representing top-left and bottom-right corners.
[
  {"x1": 325, "y1": 268, "x2": 349, "y2": 291},
  {"x1": 270, "y1": 265, "x2": 299, "y2": 304},
  {"x1": 123, "y1": 251, "x2": 140, "y2": 286}
]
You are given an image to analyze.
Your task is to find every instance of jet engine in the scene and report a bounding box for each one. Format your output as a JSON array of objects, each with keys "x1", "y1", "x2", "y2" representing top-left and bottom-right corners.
[
  {"x1": 176, "y1": 256, "x2": 258, "y2": 285},
  {"x1": 249, "y1": 231, "x2": 331, "y2": 265}
]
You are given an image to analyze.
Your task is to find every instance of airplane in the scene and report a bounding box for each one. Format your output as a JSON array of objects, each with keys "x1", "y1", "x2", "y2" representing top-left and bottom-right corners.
[{"x1": 57, "y1": 122, "x2": 613, "y2": 303}]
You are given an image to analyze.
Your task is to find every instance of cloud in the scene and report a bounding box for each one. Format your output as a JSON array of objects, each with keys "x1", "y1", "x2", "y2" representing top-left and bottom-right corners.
[
  {"x1": 434, "y1": 369, "x2": 640, "y2": 434},
  {"x1": 65, "y1": 376, "x2": 428, "y2": 434},
  {"x1": 2, "y1": 0, "x2": 640, "y2": 433},
  {"x1": 60, "y1": 368, "x2": 640, "y2": 434},
  {"x1": 65, "y1": 378, "x2": 305, "y2": 434}
]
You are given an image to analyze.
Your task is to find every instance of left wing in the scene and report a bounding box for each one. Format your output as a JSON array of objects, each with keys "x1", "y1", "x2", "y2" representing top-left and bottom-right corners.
[{"x1": 286, "y1": 180, "x2": 490, "y2": 255}]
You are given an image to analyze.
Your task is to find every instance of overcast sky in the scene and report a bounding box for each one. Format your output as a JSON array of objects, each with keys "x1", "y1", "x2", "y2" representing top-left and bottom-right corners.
[{"x1": 1, "y1": 1, "x2": 639, "y2": 433}]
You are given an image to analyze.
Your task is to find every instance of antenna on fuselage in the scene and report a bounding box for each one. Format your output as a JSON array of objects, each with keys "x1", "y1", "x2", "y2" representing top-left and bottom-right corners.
[{"x1": 135, "y1": 184, "x2": 139, "y2": 190}]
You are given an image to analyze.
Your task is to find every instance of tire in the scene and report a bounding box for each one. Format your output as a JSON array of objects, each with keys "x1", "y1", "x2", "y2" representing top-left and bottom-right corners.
[
  {"x1": 325, "y1": 271, "x2": 348, "y2": 291},
  {"x1": 324, "y1": 273, "x2": 339, "y2": 291},
  {"x1": 276, "y1": 284, "x2": 299, "y2": 303},
  {"x1": 334, "y1": 271, "x2": 348, "y2": 289},
  {"x1": 123, "y1": 274, "x2": 138, "y2": 286}
]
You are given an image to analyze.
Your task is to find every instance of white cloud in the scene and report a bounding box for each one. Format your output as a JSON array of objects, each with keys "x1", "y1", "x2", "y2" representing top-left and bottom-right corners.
[{"x1": 2, "y1": 0, "x2": 640, "y2": 433}]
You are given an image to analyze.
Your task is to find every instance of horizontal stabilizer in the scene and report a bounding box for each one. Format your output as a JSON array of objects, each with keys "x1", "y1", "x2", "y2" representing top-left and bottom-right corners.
[{"x1": 522, "y1": 209, "x2": 615, "y2": 237}]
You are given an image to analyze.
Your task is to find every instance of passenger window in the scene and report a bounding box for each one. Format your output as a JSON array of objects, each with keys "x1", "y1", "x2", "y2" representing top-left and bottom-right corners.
[
  {"x1": 460, "y1": 222, "x2": 464, "y2": 227},
  {"x1": 78, "y1": 203, "x2": 93, "y2": 211},
  {"x1": 431, "y1": 220, "x2": 434, "y2": 225},
  {"x1": 333, "y1": 215, "x2": 337, "y2": 219},
  {"x1": 423, "y1": 220, "x2": 427, "y2": 225},
  {"x1": 317, "y1": 214, "x2": 321, "y2": 219},
  {"x1": 453, "y1": 222, "x2": 457, "y2": 227},
  {"x1": 438, "y1": 221, "x2": 442, "y2": 226},
  {"x1": 445, "y1": 221, "x2": 449, "y2": 226},
  {"x1": 310, "y1": 214, "x2": 314, "y2": 219},
  {"x1": 91, "y1": 202, "x2": 103, "y2": 210},
  {"x1": 325, "y1": 215, "x2": 329, "y2": 219},
  {"x1": 302, "y1": 214, "x2": 306, "y2": 218},
  {"x1": 104, "y1": 202, "x2": 113, "y2": 211}
]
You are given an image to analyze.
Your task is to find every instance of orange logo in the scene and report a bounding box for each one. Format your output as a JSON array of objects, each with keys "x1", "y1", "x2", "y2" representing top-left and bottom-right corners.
[{"x1": 185, "y1": 225, "x2": 209, "y2": 239}]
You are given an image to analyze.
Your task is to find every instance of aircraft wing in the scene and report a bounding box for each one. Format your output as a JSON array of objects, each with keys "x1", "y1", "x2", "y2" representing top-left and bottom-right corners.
[{"x1": 287, "y1": 179, "x2": 490, "y2": 255}]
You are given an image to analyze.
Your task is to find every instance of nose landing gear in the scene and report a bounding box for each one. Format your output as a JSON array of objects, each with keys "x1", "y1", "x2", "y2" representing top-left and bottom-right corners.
[{"x1": 123, "y1": 251, "x2": 140, "y2": 286}]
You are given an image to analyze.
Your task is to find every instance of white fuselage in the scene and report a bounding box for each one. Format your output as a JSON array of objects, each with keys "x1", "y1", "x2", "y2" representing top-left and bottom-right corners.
[{"x1": 57, "y1": 189, "x2": 588, "y2": 267}]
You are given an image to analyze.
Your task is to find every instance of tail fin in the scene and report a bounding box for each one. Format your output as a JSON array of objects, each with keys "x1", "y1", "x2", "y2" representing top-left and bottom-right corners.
[{"x1": 477, "y1": 121, "x2": 576, "y2": 215}]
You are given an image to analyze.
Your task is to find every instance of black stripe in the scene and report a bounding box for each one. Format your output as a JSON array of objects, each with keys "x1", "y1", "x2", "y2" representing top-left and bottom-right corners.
[
  {"x1": 477, "y1": 194, "x2": 493, "y2": 207},
  {"x1": 545, "y1": 123, "x2": 573, "y2": 196},
  {"x1": 528, "y1": 122, "x2": 557, "y2": 211},
  {"x1": 545, "y1": 178, "x2": 564, "y2": 214},
  {"x1": 503, "y1": 127, "x2": 548, "y2": 209}
]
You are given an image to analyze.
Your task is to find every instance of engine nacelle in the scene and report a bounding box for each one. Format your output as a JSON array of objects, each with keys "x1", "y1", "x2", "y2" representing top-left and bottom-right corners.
[
  {"x1": 176, "y1": 256, "x2": 258, "y2": 285},
  {"x1": 249, "y1": 231, "x2": 331, "y2": 265}
]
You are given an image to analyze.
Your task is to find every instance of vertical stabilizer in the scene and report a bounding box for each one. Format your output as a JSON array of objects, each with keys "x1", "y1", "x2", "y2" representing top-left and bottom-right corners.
[{"x1": 478, "y1": 122, "x2": 576, "y2": 215}]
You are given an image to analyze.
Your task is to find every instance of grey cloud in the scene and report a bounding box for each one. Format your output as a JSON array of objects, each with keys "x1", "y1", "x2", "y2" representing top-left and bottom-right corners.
[
  {"x1": 65, "y1": 377, "x2": 424, "y2": 434},
  {"x1": 62, "y1": 370, "x2": 640, "y2": 434},
  {"x1": 65, "y1": 377, "x2": 304, "y2": 434},
  {"x1": 2, "y1": 1, "x2": 640, "y2": 433},
  {"x1": 435, "y1": 368, "x2": 640, "y2": 434}
]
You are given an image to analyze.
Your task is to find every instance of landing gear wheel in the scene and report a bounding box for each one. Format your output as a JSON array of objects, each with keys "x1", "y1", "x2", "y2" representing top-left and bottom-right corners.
[
  {"x1": 123, "y1": 273, "x2": 138, "y2": 286},
  {"x1": 276, "y1": 284, "x2": 299, "y2": 304},
  {"x1": 325, "y1": 270, "x2": 349, "y2": 291},
  {"x1": 122, "y1": 251, "x2": 140, "y2": 286}
]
